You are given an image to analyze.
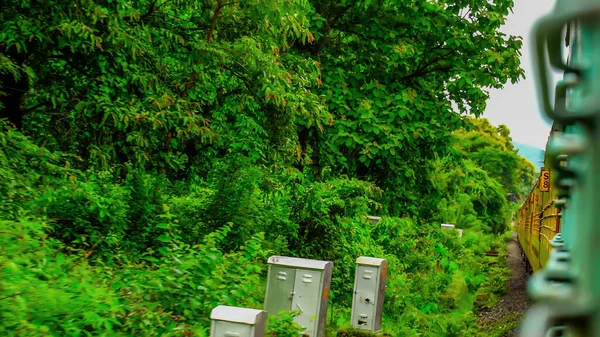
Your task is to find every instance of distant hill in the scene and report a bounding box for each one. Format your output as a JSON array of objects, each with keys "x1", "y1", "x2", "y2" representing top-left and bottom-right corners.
[{"x1": 513, "y1": 142, "x2": 545, "y2": 172}]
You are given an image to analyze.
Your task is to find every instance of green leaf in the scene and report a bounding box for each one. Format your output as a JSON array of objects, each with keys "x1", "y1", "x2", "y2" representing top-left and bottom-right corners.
[{"x1": 157, "y1": 234, "x2": 171, "y2": 242}]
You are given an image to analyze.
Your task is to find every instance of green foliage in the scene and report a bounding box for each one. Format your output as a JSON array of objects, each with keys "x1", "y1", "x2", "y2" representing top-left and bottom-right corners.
[
  {"x1": 0, "y1": 123, "x2": 73, "y2": 219},
  {"x1": 2, "y1": 0, "x2": 524, "y2": 219},
  {"x1": 1, "y1": 0, "x2": 527, "y2": 334},
  {"x1": 335, "y1": 327, "x2": 379, "y2": 337},
  {"x1": 0, "y1": 218, "x2": 123, "y2": 336},
  {"x1": 477, "y1": 313, "x2": 521, "y2": 337},
  {"x1": 267, "y1": 311, "x2": 304, "y2": 337},
  {"x1": 2, "y1": 0, "x2": 327, "y2": 174},
  {"x1": 0, "y1": 215, "x2": 270, "y2": 336},
  {"x1": 454, "y1": 118, "x2": 537, "y2": 200},
  {"x1": 37, "y1": 170, "x2": 132, "y2": 253},
  {"x1": 366, "y1": 217, "x2": 502, "y2": 336},
  {"x1": 114, "y1": 223, "x2": 269, "y2": 331},
  {"x1": 433, "y1": 154, "x2": 511, "y2": 234},
  {"x1": 440, "y1": 273, "x2": 470, "y2": 310},
  {"x1": 0, "y1": 121, "x2": 522, "y2": 336},
  {"x1": 474, "y1": 240, "x2": 512, "y2": 311},
  {"x1": 294, "y1": 0, "x2": 524, "y2": 217},
  {"x1": 430, "y1": 117, "x2": 537, "y2": 234}
]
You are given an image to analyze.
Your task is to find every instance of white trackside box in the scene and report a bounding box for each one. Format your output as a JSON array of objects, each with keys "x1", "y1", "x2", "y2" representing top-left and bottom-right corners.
[
  {"x1": 264, "y1": 256, "x2": 333, "y2": 337},
  {"x1": 210, "y1": 306, "x2": 267, "y2": 337},
  {"x1": 351, "y1": 257, "x2": 388, "y2": 332}
]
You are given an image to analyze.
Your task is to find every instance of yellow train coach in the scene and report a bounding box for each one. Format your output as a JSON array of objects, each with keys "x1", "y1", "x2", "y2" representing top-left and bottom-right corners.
[{"x1": 516, "y1": 124, "x2": 562, "y2": 272}]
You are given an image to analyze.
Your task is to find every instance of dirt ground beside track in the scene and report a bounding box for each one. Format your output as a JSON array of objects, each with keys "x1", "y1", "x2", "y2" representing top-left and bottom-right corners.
[{"x1": 477, "y1": 231, "x2": 532, "y2": 336}]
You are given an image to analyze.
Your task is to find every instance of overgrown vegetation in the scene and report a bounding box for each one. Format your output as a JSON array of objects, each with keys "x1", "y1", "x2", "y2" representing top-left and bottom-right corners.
[
  {"x1": 477, "y1": 313, "x2": 522, "y2": 337},
  {"x1": 1, "y1": 0, "x2": 535, "y2": 336}
]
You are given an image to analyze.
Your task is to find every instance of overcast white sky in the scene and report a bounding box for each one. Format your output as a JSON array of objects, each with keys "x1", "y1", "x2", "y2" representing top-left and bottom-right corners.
[{"x1": 483, "y1": 0, "x2": 556, "y2": 150}]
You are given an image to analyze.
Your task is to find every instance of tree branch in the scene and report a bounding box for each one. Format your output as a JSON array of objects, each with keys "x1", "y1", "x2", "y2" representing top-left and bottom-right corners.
[
  {"x1": 0, "y1": 231, "x2": 24, "y2": 239},
  {"x1": 0, "y1": 292, "x2": 24, "y2": 301},
  {"x1": 399, "y1": 50, "x2": 455, "y2": 81},
  {"x1": 121, "y1": 0, "x2": 171, "y2": 22},
  {"x1": 220, "y1": 63, "x2": 267, "y2": 109},
  {"x1": 207, "y1": 0, "x2": 238, "y2": 43}
]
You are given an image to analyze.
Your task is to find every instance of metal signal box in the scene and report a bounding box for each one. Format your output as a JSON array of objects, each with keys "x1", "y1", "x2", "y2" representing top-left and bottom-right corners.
[
  {"x1": 441, "y1": 224, "x2": 463, "y2": 237},
  {"x1": 366, "y1": 216, "x2": 381, "y2": 225},
  {"x1": 264, "y1": 256, "x2": 333, "y2": 337},
  {"x1": 210, "y1": 306, "x2": 268, "y2": 337},
  {"x1": 351, "y1": 257, "x2": 388, "y2": 332},
  {"x1": 441, "y1": 223, "x2": 455, "y2": 231}
]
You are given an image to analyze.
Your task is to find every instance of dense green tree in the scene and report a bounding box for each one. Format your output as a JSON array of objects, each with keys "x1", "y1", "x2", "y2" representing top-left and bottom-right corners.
[
  {"x1": 1, "y1": 1, "x2": 533, "y2": 335},
  {"x1": 0, "y1": 0, "x2": 327, "y2": 174},
  {"x1": 290, "y1": 0, "x2": 525, "y2": 216},
  {"x1": 2, "y1": 0, "x2": 524, "y2": 216},
  {"x1": 453, "y1": 117, "x2": 536, "y2": 199},
  {"x1": 433, "y1": 154, "x2": 511, "y2": 234}
]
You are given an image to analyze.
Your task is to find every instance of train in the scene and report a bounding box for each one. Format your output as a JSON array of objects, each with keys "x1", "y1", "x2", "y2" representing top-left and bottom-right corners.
[{"x1": 516, "y1": 123, "x2": 562, "y2": 273}]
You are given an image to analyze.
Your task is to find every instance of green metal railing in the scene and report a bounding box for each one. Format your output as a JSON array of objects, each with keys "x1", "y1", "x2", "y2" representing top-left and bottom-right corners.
[{"x1": 520, "y1": 0, "x2": 600, "y2": 336}]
